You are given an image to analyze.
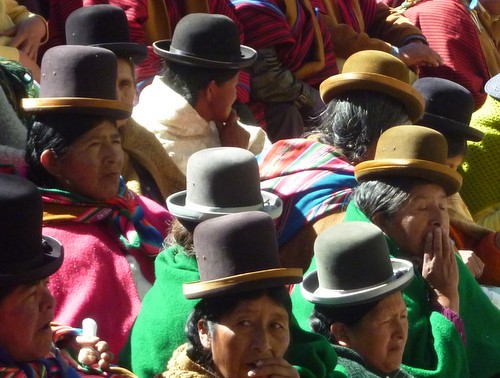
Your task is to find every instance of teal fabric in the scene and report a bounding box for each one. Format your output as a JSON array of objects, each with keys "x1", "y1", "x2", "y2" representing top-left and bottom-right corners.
[
  {"x1": 120, "y1": 244, "x2": 346, "y2": 378},
  {"x1": 342, "y1": 201, "x2": 500, "y2": 377}
]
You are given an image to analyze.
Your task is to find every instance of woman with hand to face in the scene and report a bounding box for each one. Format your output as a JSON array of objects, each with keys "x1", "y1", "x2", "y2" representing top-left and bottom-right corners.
[{"x1": 161, "y1": 211, "x2": 302, "y2": 378}]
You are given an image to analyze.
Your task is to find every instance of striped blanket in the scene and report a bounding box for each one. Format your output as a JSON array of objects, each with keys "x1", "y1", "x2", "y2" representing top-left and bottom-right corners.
[{"x1": 258, "y1": 139, "x2": 357, "y2": 244}]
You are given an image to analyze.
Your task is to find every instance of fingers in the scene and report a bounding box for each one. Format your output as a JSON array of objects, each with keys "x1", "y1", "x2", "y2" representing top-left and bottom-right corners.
[{"x1": 247, "y1": 358, "x2": 299, "y2": 377}]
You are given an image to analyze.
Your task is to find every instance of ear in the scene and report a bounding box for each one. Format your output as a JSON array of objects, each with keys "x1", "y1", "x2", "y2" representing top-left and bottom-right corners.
[
  {"x1": 197, "y1": 319, "x2": 211, "y2": 349},
  {"x1": 40, "y1": 149, "x2": 63, "y2": 177},
  {"x1": 330, "y1": 322, "x2": 351, "y2": 347},
  {"x1": 372, "y1": 212, "x2": 388, "y2": 231},
  {"x1": 204, "y1": 80, "x2": 217, "y2": 104}
]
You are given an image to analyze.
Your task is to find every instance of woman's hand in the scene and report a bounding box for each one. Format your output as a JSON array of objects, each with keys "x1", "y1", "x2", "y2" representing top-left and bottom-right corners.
[
  {"x1": 457, "y1": 249, "x2": 485, "y2": 278},
  {"x1": 216, "y1": 110, "x2": 250, "y2": 149},
  {"x1": 75, "y1": 336, "x2": 115, "y2": 371},
  {"x1": 1, "y1": 16, "x2": 47, "y2": 61},
  {"x1": 247, "y1": 357, "x2": 299, "y2": 377},
  {"x1": 421, "y1": 227, "x2": 460, "y2": 313}
]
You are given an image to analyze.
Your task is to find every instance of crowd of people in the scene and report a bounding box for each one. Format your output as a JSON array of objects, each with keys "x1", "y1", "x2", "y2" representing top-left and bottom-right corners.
[{"x1": 0, "y1": 0, "x2": 499, "y2": 377}]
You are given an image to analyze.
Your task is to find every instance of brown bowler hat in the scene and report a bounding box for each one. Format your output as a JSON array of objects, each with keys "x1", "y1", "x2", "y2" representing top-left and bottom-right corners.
[
  {"x1": 320, "y1": 50, "x2": 424, "y2": 122},
  {"x1": 183, "y1": 211, "x2": 302, "y2": 299},
  {"x1": 22, "y1": 45, "x2": 131, "y2": 120},
  {"x1": 354, "y1": 125, "x2": 463, "y2": 195}
]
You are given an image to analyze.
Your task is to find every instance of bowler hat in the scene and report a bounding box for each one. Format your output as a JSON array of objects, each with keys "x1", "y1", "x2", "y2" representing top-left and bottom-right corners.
[
  {"x1": 485, "y1": 73, "x2": 500, "y2": 100},
  {"x1": 153, "y1": 13, "x2": 257, "y2": 69},
  {"x1": 22, "y1": 45, "x2": 131, "y2": 119},
  {"x1": 413, "y1": 77, "x2": 483, "y2": 142},
  {"x1": 0, "y1": 174, "x2": 63, "y2": 285},
  {"x1": 301, "y1": 222, "x2": 413, "y2": 305},
  {"x1": 66, "y1": 5, "x2": 148, "y2": 64},
  {"x1": 183, "y1": 211, "x2": 302, "y2": 299},
  {"x1": 167, "y1": 147, "x2": 282, "y2": 222},
  {"x1": 355, "y1": 125, "x2": 463, "y2": 195},
  {"x1": 319, "y1": 50, "x2": 424, "y2": 122}
]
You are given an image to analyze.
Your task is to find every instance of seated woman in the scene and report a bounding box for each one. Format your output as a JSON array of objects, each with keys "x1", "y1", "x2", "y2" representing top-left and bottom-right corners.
[
  {"x1": 23, "y1": 45, "x2": 173, "y2": 355},
  {"x1": 0, "y1": 173, "x2": 130, "y2": 377},
  {"x1": 342, "y1": 125, "x2": 500, "y2": 376},
  {"x1": 301, "y1": 222, "x2": 414, "y2": 377},
  {"x1": 122, "y1": 148, "x2": 339, "y2": 378},
  {"x1": 161, "y1": 211, "x2": 302, "y2": 377}
]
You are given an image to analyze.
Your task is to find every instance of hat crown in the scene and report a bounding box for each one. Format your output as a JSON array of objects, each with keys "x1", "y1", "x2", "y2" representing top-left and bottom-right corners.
[
  {"x1": 342, "y1": 50, "x2": 410, "y2": 83},
  {"x1": 39, "y1": 45, "x2": 117, "y2": 100},
  {"x1": 194, "y1": 212, "x2": 282, "y2": 283},
  {"x1": 315, "y1": 222, "x2": 394, "y2": 291},
  {"x1": 186, "y1": 147, "x2": 263, "y2": 208},
  {"x1": 373, "y1": 125, "x2": 447, "y2": 163},
  {"x1": 414, "y1": 77, "x2": 474, "y2": 128},
  {"x1": 170, "y1": 13, "x2": 242, "y2": 63},
  {"x1": 66, "y1": 5, "x2": 131, "y2": 46}
]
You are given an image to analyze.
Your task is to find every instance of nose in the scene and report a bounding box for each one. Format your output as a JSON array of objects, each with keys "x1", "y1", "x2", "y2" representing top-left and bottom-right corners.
[
  {"x1": 252, "y1": 327, "x2": 272, "y2": 353},
  {"x1": 40, "y1": 285, "x2": 55, "y2": 311},
  {"x1": 429, "y1": 206, "x2": 446, "y2": 227},
  {"x1": 104, "y1": 140, "x2": 123, "y2": 165}
]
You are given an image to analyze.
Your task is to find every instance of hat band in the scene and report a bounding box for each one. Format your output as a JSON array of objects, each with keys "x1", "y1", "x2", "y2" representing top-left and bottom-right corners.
[
  {"x1": 169, "y1": 46, "x2": 239, "y2": 63},
  {"x1": 183, "y1": 268, "x2": 303, "y2": 298},
  {"x1": 184, "y1": 199, "x2": 264, "y2": 214}
]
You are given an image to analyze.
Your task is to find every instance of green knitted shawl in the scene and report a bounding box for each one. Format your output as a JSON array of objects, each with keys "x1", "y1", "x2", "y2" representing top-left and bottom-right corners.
[
  {"x1": 119, "y1": 244, "x2": 347, "y2": 378},
  {"x1": 460, "y1": 95, "x2": 500, "y2": 218}
]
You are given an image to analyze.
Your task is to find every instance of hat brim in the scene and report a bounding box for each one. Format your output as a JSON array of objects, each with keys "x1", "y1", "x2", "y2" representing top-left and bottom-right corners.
[
  {"x1": 0, "y1": 235, "x2": 64, "y2": 285},
  {"x1": 320, "y1": 72, "x2": 424, "y2": 122},
  {"x1": 301, "y1": 258, "x2": 413, "y2": 305},
  {"x1": 354, "y1": 158, "x2": 463, "y2": 195},
  {"x1": 92, "y1": 42, "x2": 148, "y2": 64},
  {"x1": 485, "y1": 76, "x2": 500, "y2": 100},
  {"x1": 22, "y1": 98, "x2": 132, "y2": 120},
  {"x1": 166, "y1": 190, "x2": 283, "y2": 222},
  {"x1": 419, "y1": 112, "x2": 484, "y2": 142},
  {"x1": 153, "y1": 40, "x2": 257, "y2": 69},
  {"x1": 183, "y1": 267, "x2": 303, "y2": 299}
]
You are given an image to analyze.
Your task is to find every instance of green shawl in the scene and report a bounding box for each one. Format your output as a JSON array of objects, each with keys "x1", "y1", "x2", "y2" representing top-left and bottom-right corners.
[
  {"x1": 120, "y1": 244, "x2": 346, "y2": 378},
  {"x1": 343, "y1": 201, "x2": 500, "y2": 377}
]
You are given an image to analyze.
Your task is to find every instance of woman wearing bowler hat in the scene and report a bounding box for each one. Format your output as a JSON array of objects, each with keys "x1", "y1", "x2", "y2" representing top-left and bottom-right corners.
[
  {"x1": 160, "y1": 211, "x2": 303, "y2": 377},
  {"x1": 132, "y1": 12, "x2": 271, "y2": 176},
  {"x1": 335, "y1": 125, "x2": 500, "y2": 376},
  {"x1": 302, "y1": 222, "x2": 414, "y2": 377},
  {"x1": 23, "y1": 44, "x2": 173, "y2": 356},
  {"x1": 0, "y1": 173, "x2": 125, "y2": 376}
]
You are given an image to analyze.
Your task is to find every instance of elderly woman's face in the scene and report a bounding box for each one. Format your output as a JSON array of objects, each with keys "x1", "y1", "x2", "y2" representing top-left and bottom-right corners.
[
  {"x1": 200, "y1": 294, "x2": 290, "y2": 378},
  {"x1": 51, "y1": 120, "x2": 123, "y2": 200},
  {"x1": 338, "y1": 292, "x2": 408, "y2": 373},
  {"x1": 0, "y1": 279, "x2": 55, "y2": 361},
  {"x1": 377, "y1": 183, "x2": 449, "y2": 265}
]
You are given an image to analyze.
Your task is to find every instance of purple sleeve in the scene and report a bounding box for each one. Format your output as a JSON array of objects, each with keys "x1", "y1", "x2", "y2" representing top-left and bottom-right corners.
[{"x1": 433, "y1": 304, "x2": 467, "y2": 345}]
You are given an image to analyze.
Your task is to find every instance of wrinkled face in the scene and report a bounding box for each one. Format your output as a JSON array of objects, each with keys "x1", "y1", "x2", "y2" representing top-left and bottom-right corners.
[
  {"x1": 200, "y1": 295, "x2": 290, "y2": 378},
  {"x1": 53, "y1": 121, "x2": 123, "y2": 200},
  {"x1": 209, "y1": 73, "x2": 239, "y2": 123},
  {"x1": 377, "y1": 183, "x2": 449, "y2": 266},
  {"x1": 116, "y1": 59, "x2": 136, "y2": 127},
  {"x1": 0, "y1": 279, "x2": 55, "y2": 361},
  {"x1": 341, "y1": 292, "x2": 408, "y2": 374}
]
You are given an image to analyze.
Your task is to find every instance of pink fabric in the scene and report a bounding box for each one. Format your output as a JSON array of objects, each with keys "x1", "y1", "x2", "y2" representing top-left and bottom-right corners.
[{"x1": 44, "y1": 195, "x2": 172, "y2": 356}]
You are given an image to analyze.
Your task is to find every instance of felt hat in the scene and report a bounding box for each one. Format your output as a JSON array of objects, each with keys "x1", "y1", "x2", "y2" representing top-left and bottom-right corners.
[
  {"x1": 166, "y1": 147, "x2": 282, "y2": 222},
  {"x1": 319, "y1": 50, "x2": 424, "y2": 122},
  {"x1": 301, "y1": 222, "x2": 413, "y2": 305},
  {"x1": 355, "y1": 125, "x2": 463, "y2": 195},
  {"x1": 65, "y1": 5, "x2": 148, "y2": 64},
  {"x1": 413, "y1": 77, "x2": 483, "y2": 142},
  {"x1": 485, "y1": 72, "x2": 500, "y2": 100},
  {"x1": 22, "y1": 45, "x2": 131, "y2": 119},
  {"x1": 153, "y1": 13, "x2": 257, "y2": 69},
  {"x1": 183, "y1": 211, "x2": 302, "y2": 299},
  {"x1": 0, "y1": 174, "x2": 63, "y2": 285}
]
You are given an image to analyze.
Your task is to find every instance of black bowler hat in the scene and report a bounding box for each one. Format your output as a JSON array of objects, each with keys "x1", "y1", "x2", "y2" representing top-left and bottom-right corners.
[
  {"x1": 413, "y1": 77, "x2": 483, "y2": 142},
  {"x1": 0, "y1": 174, "x2": 63, "y2": 285},
  {"x1": 22, "y1": 45, "x2": 131, "y2": 120},
  {"x1": 153, "y1": 13, "x2": 257, "y2": 69},
  {"x1": 66, "y1": 5, "x2": 148, "y2": 64},
  {"x1": 301, "y1": 222, "x2": 413, "y2": 305},
  {"x1": 183, "y1": 212, "x2": 302, "y2": 299}
]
